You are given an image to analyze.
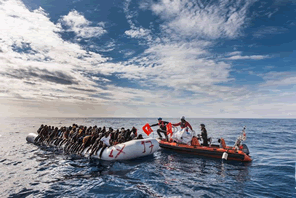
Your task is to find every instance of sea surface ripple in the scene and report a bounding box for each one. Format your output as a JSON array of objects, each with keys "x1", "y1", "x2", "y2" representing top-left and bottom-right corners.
[{"x1": 0, "y1": 118, "x2": 295, "y2": 197}]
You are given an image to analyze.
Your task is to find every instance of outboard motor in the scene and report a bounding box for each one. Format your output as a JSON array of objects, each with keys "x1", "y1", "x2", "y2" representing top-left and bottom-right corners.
[{"x1": 242, "y1": 144, "x2": 250, "y2": 155}]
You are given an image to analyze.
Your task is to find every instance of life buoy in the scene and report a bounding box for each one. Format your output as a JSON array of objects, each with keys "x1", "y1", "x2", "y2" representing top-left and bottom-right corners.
[{"x1": 142, "y1": 123, "x2": 153, "y2": 136}]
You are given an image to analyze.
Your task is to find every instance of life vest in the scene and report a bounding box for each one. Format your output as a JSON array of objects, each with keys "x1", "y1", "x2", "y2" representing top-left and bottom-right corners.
[
  {"x1": 166, "y1": 123, "x2": 173, "y2": 136},
  {"x1": 191, "y1": 136, "x2": 200, "y2": 147},
  {"x1": 220, "y1": 138, "x2": 227, "y2": 149}
]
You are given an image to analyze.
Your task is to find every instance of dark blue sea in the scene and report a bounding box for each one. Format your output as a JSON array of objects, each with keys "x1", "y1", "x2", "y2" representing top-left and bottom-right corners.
[{"x1": 0, "y1": 118, "x2": 295, "y2": 197}]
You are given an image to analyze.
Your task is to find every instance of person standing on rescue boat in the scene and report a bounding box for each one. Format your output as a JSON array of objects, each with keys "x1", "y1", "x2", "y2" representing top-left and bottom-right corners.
[
  {"x1": 200, "y1": 124, "x2": 209, "y2": 146},
  {"x1": 150, "y1": 118, "x2": 169, "y2": 141},
  {"x1": 172, "y1": 116, "x2": 193, "y2": 131}
]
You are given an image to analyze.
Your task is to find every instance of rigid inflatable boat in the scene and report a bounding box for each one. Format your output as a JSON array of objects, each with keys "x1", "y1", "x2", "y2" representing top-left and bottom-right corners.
[
  {"x1": 26, "y1": 133, "x2": 159, "y2": 161},
  {"x1": 158, "y1": 140, "x2": 252, "y2": 162},
  {"x1": 144, "y1": 123, "x2": 252, "y2": 162}
]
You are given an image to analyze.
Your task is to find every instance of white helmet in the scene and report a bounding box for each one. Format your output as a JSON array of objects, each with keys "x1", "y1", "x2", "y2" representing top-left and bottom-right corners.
[{"x1": 181, "y1": 116, "x2": 185, "y2": 121}]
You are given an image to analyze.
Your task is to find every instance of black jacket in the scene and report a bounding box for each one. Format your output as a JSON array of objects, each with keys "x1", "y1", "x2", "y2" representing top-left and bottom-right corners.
[{"x1": 151, "y1": 121, "x2": 169, "y2": 131}]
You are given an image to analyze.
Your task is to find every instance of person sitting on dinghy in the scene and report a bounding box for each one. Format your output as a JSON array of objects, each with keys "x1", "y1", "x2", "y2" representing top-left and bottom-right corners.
[
  {"x1": 172, "y1": 116, "x2": 193, "y2": 131},
  {"x1": 150, "y1": 117, "x2": 169, "y2": 141}
]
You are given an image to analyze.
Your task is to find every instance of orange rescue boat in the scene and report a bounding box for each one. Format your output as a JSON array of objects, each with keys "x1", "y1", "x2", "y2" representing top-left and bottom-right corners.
[{"x1": 159, "y1": 137, "x2": 252, "y2": 162}]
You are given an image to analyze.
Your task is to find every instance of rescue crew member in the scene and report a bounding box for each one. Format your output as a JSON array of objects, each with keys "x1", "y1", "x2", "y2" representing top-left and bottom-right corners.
[
  {"x1": 172, "y1": 116, "x2": 193, "y2": 131},
  {"x1": 200, "y1": 123, "x2": 209, "y2": 146},
  {"x1": 150, "y1": 117, "x2": 169, "y2": 141}
]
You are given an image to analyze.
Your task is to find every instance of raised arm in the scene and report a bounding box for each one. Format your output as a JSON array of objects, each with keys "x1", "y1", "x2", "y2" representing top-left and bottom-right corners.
[
  {"x1": 150, "y1": 123, "x2": 159, "y2": 127},
  {"x1": 172, "y1": 122, "x2": 181, "y2": 127},
  {"x1": 187, "y1": 122, "x2": 193, "y2": 131}
]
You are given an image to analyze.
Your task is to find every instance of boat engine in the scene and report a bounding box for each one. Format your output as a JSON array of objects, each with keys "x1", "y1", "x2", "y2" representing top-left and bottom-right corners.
[{"x1": 242, "y1": 144, "x2": 250, "y2": 155}]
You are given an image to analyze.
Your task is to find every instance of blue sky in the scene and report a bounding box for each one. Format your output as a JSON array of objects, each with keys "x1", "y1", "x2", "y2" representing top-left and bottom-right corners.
[{"x1": 0, "y1": 0, "x2": 296, "y2": 118}]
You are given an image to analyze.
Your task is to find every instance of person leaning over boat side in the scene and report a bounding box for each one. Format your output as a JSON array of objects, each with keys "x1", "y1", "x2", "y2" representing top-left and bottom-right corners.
[
  {"x1": 99, "y1": 132, "x2": 111, "y2": 158},
  {"x1": 172, "y1": 116, "x2": 193, "y2": 131},
  {"x1": 150, "y1": 117, "x2": 169, "y2": 141}
]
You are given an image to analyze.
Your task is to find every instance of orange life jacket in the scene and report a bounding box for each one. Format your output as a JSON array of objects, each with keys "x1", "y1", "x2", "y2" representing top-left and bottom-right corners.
[
  {"x1": 191, "y1": 136, "x2": 200, "y2": 146},
  {"x1": 220, "y1": 138, "x2": 227, "y2": 149}
]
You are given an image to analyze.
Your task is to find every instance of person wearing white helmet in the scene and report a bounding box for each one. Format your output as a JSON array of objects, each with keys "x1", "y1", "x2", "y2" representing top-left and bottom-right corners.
[{"x1": 172, "y1": 116, "x2": 193, "y2": 131}]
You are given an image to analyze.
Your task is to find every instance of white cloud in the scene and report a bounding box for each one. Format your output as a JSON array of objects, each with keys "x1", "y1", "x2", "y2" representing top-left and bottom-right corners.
[
  {"x1": 149, "y1": 0, "x2": 252, "y2": 39},
  {"x1": 260, "y1": 72, "x2": 296, "y2": 87},
  {"x1": 59, "y1": 10, "x2": 107, "y2": 38},
  {"x1": 125, "y1": 28, "x2": 152, "y2": 41},
  {"x1": 225, "y1": 55, "x2": 270, "y2": 60},
  {"x1": 0, "y1": 0, "x2": 114, "y2": 105},
  {"x1": 227, "y1": 51, "x2": 242, "y2": 56},
  {"x1": 1, "y1": 0, "x2": 295, "y2": 118},
  {"x1": 252, "y1": 26, "x2": 287, "y2": 38}
]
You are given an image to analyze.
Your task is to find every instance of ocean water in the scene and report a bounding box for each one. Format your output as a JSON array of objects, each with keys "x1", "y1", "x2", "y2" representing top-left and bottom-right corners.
[{"x1": 0, "y1": 117, "x2": 295, "y2": 198}]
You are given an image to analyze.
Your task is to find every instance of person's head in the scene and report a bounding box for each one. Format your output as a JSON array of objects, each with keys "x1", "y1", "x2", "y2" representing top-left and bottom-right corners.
[
  {"x1": 158, "y1": 117, "x2": 162, "y2": 123},
  {"x1": 138, "y1": 134, "x2": 143, "y2": 139},
  {"x1": 105, "y1": 132, "x2": 109, "y2": 137},
  {"x1": 200, "y1": 124, "x2": 205, "y2": 129},
  {"x1": 181, "y1": 116, "x2": 185, "y2": 122}
]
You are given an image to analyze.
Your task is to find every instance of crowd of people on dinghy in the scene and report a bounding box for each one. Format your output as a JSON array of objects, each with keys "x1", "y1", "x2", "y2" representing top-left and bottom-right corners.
[{"x1": 35, "y1": 124, "x2": 143, "y2": 157}]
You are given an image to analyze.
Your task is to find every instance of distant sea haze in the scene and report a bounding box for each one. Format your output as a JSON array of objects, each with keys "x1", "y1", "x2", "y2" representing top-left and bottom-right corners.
[{"x1": 0, "y1": 117, "x2": 295, "y2": 197}]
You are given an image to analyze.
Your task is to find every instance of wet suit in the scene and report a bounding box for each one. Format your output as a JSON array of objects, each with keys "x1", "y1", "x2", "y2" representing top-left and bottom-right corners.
[
  {"x1": 150, "y1": 121, "x2": 169, "y2": 141},
  {"x1": 200, "y1": 128, "x2": 209, "y2": 146}
]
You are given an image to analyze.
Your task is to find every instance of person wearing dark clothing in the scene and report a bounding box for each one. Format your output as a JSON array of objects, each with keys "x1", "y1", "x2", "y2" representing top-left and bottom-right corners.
[
  {"x1": 200, "y1": 124, "x2": 209, "y2": 146},
  {"x1": 150, "y1": 118, "x2": 169, "y2": 141}
]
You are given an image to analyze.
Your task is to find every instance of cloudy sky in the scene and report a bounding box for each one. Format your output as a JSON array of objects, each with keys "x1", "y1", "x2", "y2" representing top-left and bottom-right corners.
[{"x1": 0, "y1": 0, "x2": 296, "y2": 118}]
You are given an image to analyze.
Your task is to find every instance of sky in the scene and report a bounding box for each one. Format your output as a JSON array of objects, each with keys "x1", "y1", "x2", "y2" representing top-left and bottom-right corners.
[{"x1": 0, "y1": 0, "x2": 296, "y2": 118}]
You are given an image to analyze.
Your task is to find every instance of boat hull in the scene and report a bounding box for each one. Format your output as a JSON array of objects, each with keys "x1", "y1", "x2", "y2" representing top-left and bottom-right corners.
[{"x1": 159, "y1": 141, "x2": 252, "y2": 162}]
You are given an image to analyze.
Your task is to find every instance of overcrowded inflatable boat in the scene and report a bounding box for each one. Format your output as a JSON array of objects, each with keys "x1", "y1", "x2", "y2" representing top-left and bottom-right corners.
[{"x1": 26, "y1": 133, "x2": 159, "y2": 161}]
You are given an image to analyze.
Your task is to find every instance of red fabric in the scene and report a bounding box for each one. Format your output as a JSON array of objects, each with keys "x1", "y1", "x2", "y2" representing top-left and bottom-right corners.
[{"x1": 166, "y1": 123, "x2": 173, "y2": 135}]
